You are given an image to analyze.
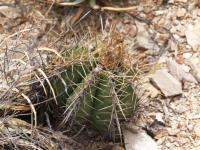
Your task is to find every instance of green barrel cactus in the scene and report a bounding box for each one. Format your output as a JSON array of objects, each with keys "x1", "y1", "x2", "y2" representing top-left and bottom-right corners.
[{"x1": 46, "y1": 45, "x2": 138, "y2": 139}]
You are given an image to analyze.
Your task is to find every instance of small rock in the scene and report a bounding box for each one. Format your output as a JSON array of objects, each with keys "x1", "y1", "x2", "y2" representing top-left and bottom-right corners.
[
  {"x1": 146, "y1": 118, "x2": 166, "y2": 139},
  {"x1": 169, "y1": 39, "x2": 178, "y2": 52},
  {"x1": 135, "y1": 21, "x2": 157, "y2": 50},
  {"x1": 182, "y1": 64, "x2": 191, "y2": 72},
  {"x1": 123, "y1": 128, "x2": 158, "y2": 150},
  {"x1": 154, "y1": 10, "x2": 166, "y2": 16},
  {"x1": 185, "y1": 22, "x2": 200, "y2": 51},
  {"x1": 175, "y1": 54, "x2": 185, "y2": 64},
  {"x1": 150, "y1": 69, "x2": 182, "y2": 97},
  {"x1": 194, "y1": 124, "x2": 200, "y2": 137},
  {"x1": 156, "y1": 113, "x2": 164, "y2": 123},
  {"x1": 168, "y1": 0, "x2": 175, "y2": 4},
  {"x1": 183, "y1": 52, "x2": 192, "y2": 59},
  {"x1": 165, "y1": 142, "x2": 172, "y2": 147},
  {"x1": 167, "y1": 128, "x2": 180, "y2": 136},
  {"x1": 143, "y1": 83, "x2": 160, "y2": 98},
  {"x1": 176, "y1": 8, "x2": 186, "y2": 18},
  {"x1": 167, "y1": 59, "x2": 197, "y2": 83},
  {"x1": 0, "y1": 6, "x2": 21, "y2": 19},
  {"x1": 177, "y1": 137, "x2": 189, "y2": 145},
  {"x1": 173, "y1": 103, "x2": 188, "y2": 113},
  {"x1": 186, "y1": 60, "x2": 200, "y2": 82}
]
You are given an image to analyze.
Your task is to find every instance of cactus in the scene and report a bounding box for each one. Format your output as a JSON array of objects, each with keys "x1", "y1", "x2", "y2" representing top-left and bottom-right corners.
[{"x1": 46, "y1": 40, "x2": 138, "y2": 139}]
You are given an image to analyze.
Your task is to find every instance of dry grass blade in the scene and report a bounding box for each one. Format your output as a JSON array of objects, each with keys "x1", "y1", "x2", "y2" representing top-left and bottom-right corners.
[
  {"x1": 12, "y1": 88, "x2": 37, "y2": 129},
  {"x1": 34, "y1": 72, "x2": 48, "y2": 96},
  {"x1": 12, "y1": 59, "x2": 27, "y2": 65},
  {"x1": 45, "y1": 0, "x2": 56, "y2": 16},
  {"x1": 37, "y1": 47, "x2": 65, "y2": 62},
  {"x1": 0, "y1": 103, "x2": 30, "y2": 111},
  {"x1": 57, "y1": 74, "x2": 68, "y2": 95},
  {"x1": 0, "y1": 28, "x2": 34, "y2": 47},
  {"x1": 37, "y1": 68, "x2": 58, "y2": 104}
]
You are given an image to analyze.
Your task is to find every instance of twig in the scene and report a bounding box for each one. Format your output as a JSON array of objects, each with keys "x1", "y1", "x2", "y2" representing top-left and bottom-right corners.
[
  {"x1": 101, "y1": 6, "x2": 137, "y2": 11},
  {"x1": 72, "y1": 125, "x2": 85, "y2": 138},
  {"x1": 57, "y1": 0, "x2": 85, "y2": 6},
  {"x1": 45, "y1": 0, "x2": 55, "y2": 16}
]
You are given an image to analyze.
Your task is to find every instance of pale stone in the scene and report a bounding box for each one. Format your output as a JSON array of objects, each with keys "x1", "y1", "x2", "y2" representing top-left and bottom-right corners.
[
  {"x1": 123, "y1": 128, "x2": 158, "y2": 150},
  {"x1": 0, "y1": 6, "x2": 21, "y2": 19},
  {"x1": 185, "y1": 22, "x2": 200, "y2": 51},
  {"x1": 182, "y1": 64, "x2": 191, "y2": 73},
  {"x1": 186, "y1": 60, "x2": 200, "y2": 82},
  {"x1": 135, "y1": 21, "x2": 158, "y2": 50},
  {"x1": 183, "y1": 52, "x2": 192, "y2": 59},
  {"x1": 167, "y1": 59, "x2": 197, "y2": 83},
  {"x1": 143, "y1": 83, "x2": 160, "y2": 98},
  {"x1": 194, "y1": 124, "x2": 200, "y2": 137},
  {"x1": 176, "y1": 8, "x2": 186, "y2": 18},
  {"x1": 151, "y1": 69, "x2": 182, "y2": 97}
]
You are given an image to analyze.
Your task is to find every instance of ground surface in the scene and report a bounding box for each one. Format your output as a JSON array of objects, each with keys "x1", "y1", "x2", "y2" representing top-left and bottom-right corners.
[{"x1": 0, "y1": 0, "x2": 200, "y2": 150}]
